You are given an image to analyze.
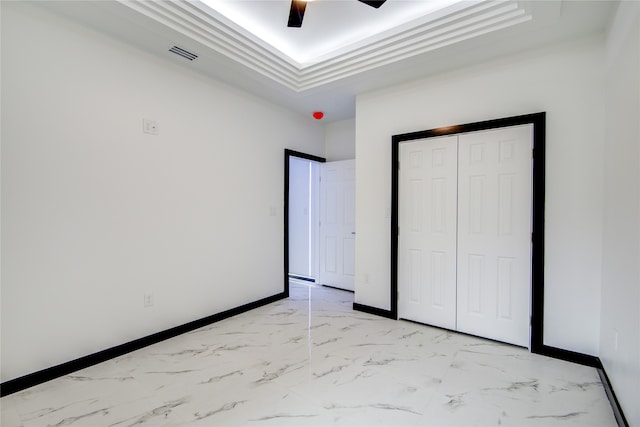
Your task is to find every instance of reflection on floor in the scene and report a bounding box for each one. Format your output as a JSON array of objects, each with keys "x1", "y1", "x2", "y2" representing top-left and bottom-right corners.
[{"x1": 1, "y1": 283, "x2": 616, "y2": 426}]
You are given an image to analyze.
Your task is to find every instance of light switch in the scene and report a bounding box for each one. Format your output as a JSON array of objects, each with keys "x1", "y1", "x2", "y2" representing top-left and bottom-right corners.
[{"x1": 143, "y1": 118, "x2": 159, "y2": 135}]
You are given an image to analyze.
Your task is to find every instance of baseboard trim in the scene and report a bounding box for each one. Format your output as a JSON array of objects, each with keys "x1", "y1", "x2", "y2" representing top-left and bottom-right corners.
[
  {"x1": 1, "y1": 294, "x2": 630, "y2": 427},
  {"x1": 322, "y1": 284, "x2": 354, "y2": 293},
  {"x1": 535, "y1": 345, "x2": 628, "y2": 427},
  {"x1": 356, "y1": 308, "x2": 628, "y2": 426},
  {"x1": 534, "y1": 344, "x2": 601, "y2": 368},
  {"x1": 0, "y1": 292, "x2": 287, "y2": 397},
  {"x1": 288, "y1": 274, "x2": 315, "y2": 283},
  {"x1": 352, "y1": 302, "x2": 396, "y2": 319},
  {"x1": 597, "y1": 366, "x2": 630, "y2": 427}
]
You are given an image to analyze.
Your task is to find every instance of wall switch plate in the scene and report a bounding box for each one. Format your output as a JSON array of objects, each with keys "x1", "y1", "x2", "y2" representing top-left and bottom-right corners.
[{"x1": 143, "y1": 119, "x2": 159, "y2": 135}]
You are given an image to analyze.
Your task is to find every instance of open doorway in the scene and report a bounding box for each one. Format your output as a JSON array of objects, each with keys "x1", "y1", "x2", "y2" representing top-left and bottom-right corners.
[
  {"x1": 284, "y1": 149, "x2": 357, "y2": 294},
  {"x1": 284, "y1": 149, "x2": 325, "y2": 294}
]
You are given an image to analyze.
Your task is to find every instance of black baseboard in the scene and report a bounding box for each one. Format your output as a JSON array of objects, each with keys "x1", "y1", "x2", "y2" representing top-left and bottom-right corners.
[
  {"x1": 288, "y1": 274, "x2": 315, "y2": 283},
  {"x1": 352, "y1": 302, "x2": 396, "y2": 319},
  {"x1": 598, "y1": 366, "x2": 630, "y2": 427},
  {"x1": 533, "y1": 346, "x2": 628, "y2": 426},
  {"x1": 1, "y1": 292, "x2": 630, "y2": 427},
  {"x1": 534, "y1": 344, "x2": 601, "y2": 368},
  {"x1": 357, "y1": 306, "x2": 628, "y2": 426},
  {"x1": 321, "y1": 284, "x2": 354, "y2": 293},
  {"x1": 0, "y1": 292, "x2": 287, "y2": 397}
]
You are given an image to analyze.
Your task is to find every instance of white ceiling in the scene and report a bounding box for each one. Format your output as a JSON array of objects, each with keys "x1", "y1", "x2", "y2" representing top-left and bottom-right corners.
[
  {"x1": 199, "y1": 0, "x2": 467, "y2": 65},
  {"x1": 39, "y1": 0, "x2": 616, "y2": 122}
]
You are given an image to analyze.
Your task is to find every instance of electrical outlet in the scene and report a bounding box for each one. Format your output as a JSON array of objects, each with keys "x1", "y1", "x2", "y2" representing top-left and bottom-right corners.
[{"x1": 144, "y1": 292, "x2": 154, "y2": 307}]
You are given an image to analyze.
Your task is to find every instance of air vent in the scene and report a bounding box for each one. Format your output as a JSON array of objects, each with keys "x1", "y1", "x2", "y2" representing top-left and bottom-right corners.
[{"x1": 169, "y1": 46, "x2": 198, "y2": 61}]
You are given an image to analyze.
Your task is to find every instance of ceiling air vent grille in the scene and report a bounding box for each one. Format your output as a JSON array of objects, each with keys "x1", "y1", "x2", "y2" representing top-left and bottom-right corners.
[{"x1": 169, "y1": 46, "x2": 198, "y2": 61}]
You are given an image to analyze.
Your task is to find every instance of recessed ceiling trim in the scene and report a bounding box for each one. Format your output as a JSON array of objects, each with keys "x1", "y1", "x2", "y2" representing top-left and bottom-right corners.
[
  {"x1": 298, "y1": 2, "x2": 527, "y2": 80},
  {"x1": 302, "y1": 1, "x2": 520, "y2": 71},
  {"x1": 297, "y1": 12, "x2": 532, "y2": 90},
  {"x1": 297, "y1": 2, "x2": 531, "y2": 89},
  {"x1": 117, "y1": 0, "x2": 532, "y2": 93},
  {"x1": 163, "y1": 1, "x2": 300, "y2": 87},
  {"x1": 186, "y1": 0, "x2": 305, "y2": 66},
  {"x1": 120, "y1": 0, "x2": 301, "y2": 90},
  {"x1": 177, "y1": 1, "x2": 301, "y2": 70},
  {"x1": 299, "y1": 0, "x2": 508, "y2": 68}
]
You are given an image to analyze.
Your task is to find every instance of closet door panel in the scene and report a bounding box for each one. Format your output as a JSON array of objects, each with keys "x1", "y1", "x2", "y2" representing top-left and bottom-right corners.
[
  {"x1": 398, "y1": 136, "x2": 458, "y2": 329},
  {"x1": 456, "y1": 125, "x2": 533, "y2": 347}
]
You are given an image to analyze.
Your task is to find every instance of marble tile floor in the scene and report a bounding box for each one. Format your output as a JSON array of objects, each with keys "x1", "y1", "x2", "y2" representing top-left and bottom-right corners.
[{"x1": 1, "y1": 283, "x2": 617, "y2": 427}]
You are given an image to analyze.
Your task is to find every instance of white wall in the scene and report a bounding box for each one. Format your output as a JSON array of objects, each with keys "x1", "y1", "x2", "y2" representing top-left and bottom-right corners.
[
  {"x1": 355, "y1": 36, "x2": 605, "y2": 356},
  {"x1": 600, "y1": 2, "x2": 640, "y2": 425},
  {"x1": 325, "y1": 119, "x2": 356, "y2": 161},
  {"x1": 0, "y1": 2, "x2": 324, "y2": 382}
]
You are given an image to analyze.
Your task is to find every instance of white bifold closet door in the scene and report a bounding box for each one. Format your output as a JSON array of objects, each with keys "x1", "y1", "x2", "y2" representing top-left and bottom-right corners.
[{"x1": 399, "y1": 125, "x2": 533, "y2": 347}]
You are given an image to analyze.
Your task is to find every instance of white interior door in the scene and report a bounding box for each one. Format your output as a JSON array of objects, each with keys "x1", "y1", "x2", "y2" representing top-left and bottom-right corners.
[
  {"x1": 398, "y1": 136, "x2": 458, "y2": 329},
  {"x1": 456, "y1": 125, "x2": 533, "y2": 347},
  {"x1": 319, "y1": 160, "x2": 356, "y2": 291},
  {"x1": 398, "y1": 125, "x2": 533, "y2": 348}
]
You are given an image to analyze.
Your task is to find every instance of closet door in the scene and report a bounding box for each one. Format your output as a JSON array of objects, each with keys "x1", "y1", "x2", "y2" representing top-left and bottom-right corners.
[
  {"x1": 398, "y1": 136, "x2": 458, "y2": 329},
  {"x1": 456, "y1": 125, "x2": 533, "y2": 347}
]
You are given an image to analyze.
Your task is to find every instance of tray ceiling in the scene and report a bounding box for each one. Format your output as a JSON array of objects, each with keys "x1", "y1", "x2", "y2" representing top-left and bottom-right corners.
[{"x1": 36, "y1": 0, "x2": 615, "y2": 121}]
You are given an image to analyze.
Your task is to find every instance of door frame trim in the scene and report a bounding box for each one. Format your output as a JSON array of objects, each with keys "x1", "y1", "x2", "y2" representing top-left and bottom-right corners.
[
  {"x1": 284, "y1": 149, "x2": 326, "y2": 296},
  {"x1": 390, "y1": 112, "x2": 546, "y2": 352}
]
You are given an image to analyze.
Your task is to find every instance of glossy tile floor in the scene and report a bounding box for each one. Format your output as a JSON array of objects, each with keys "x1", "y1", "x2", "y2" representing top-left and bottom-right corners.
[{"x1": 1, "y1": 283, "x2": 616, "y2": 426}]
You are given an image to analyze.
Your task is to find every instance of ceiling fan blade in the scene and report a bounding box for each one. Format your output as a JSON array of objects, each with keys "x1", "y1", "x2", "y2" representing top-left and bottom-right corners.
[
  {"x1": 357, "y1": 0, "x2": 387, "y2": 8},
  {"x1": 287, "y1": 0, "x2": 307, "y2": 28}
]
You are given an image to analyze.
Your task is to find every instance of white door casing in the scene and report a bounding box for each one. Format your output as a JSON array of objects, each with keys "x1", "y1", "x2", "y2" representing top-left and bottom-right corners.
[
  {"x1": 398, "y1": 135, "x2": 458, "y2": 329},
  {"x1": 319, "y1": 160, "x2": 356, "y2": 291}
]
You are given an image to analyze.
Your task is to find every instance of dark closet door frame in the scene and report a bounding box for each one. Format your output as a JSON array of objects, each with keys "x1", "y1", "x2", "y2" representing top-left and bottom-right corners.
[
  {"x1": 283, "y1": 149, "x2": 326, "y2": 297},
  {"x1": 384, "y1": 112, "x2": 596, "y2": 366}
]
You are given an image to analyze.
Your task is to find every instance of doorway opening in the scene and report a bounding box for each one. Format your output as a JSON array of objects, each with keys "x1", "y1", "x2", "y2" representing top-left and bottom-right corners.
[{"x1": 284, "y1": 149, "x2": 325, "y2": 296}]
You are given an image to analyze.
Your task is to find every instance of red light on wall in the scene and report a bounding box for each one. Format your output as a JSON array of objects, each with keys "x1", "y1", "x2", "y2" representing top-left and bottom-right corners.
[{"x1": 312, "y1": 111, "x2": 324, "y2": 120}]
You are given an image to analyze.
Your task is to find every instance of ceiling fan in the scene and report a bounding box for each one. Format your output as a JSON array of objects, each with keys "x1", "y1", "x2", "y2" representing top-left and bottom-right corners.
[{"x1": 288, "y1": 0, "x2": 387, "y2": 28}]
